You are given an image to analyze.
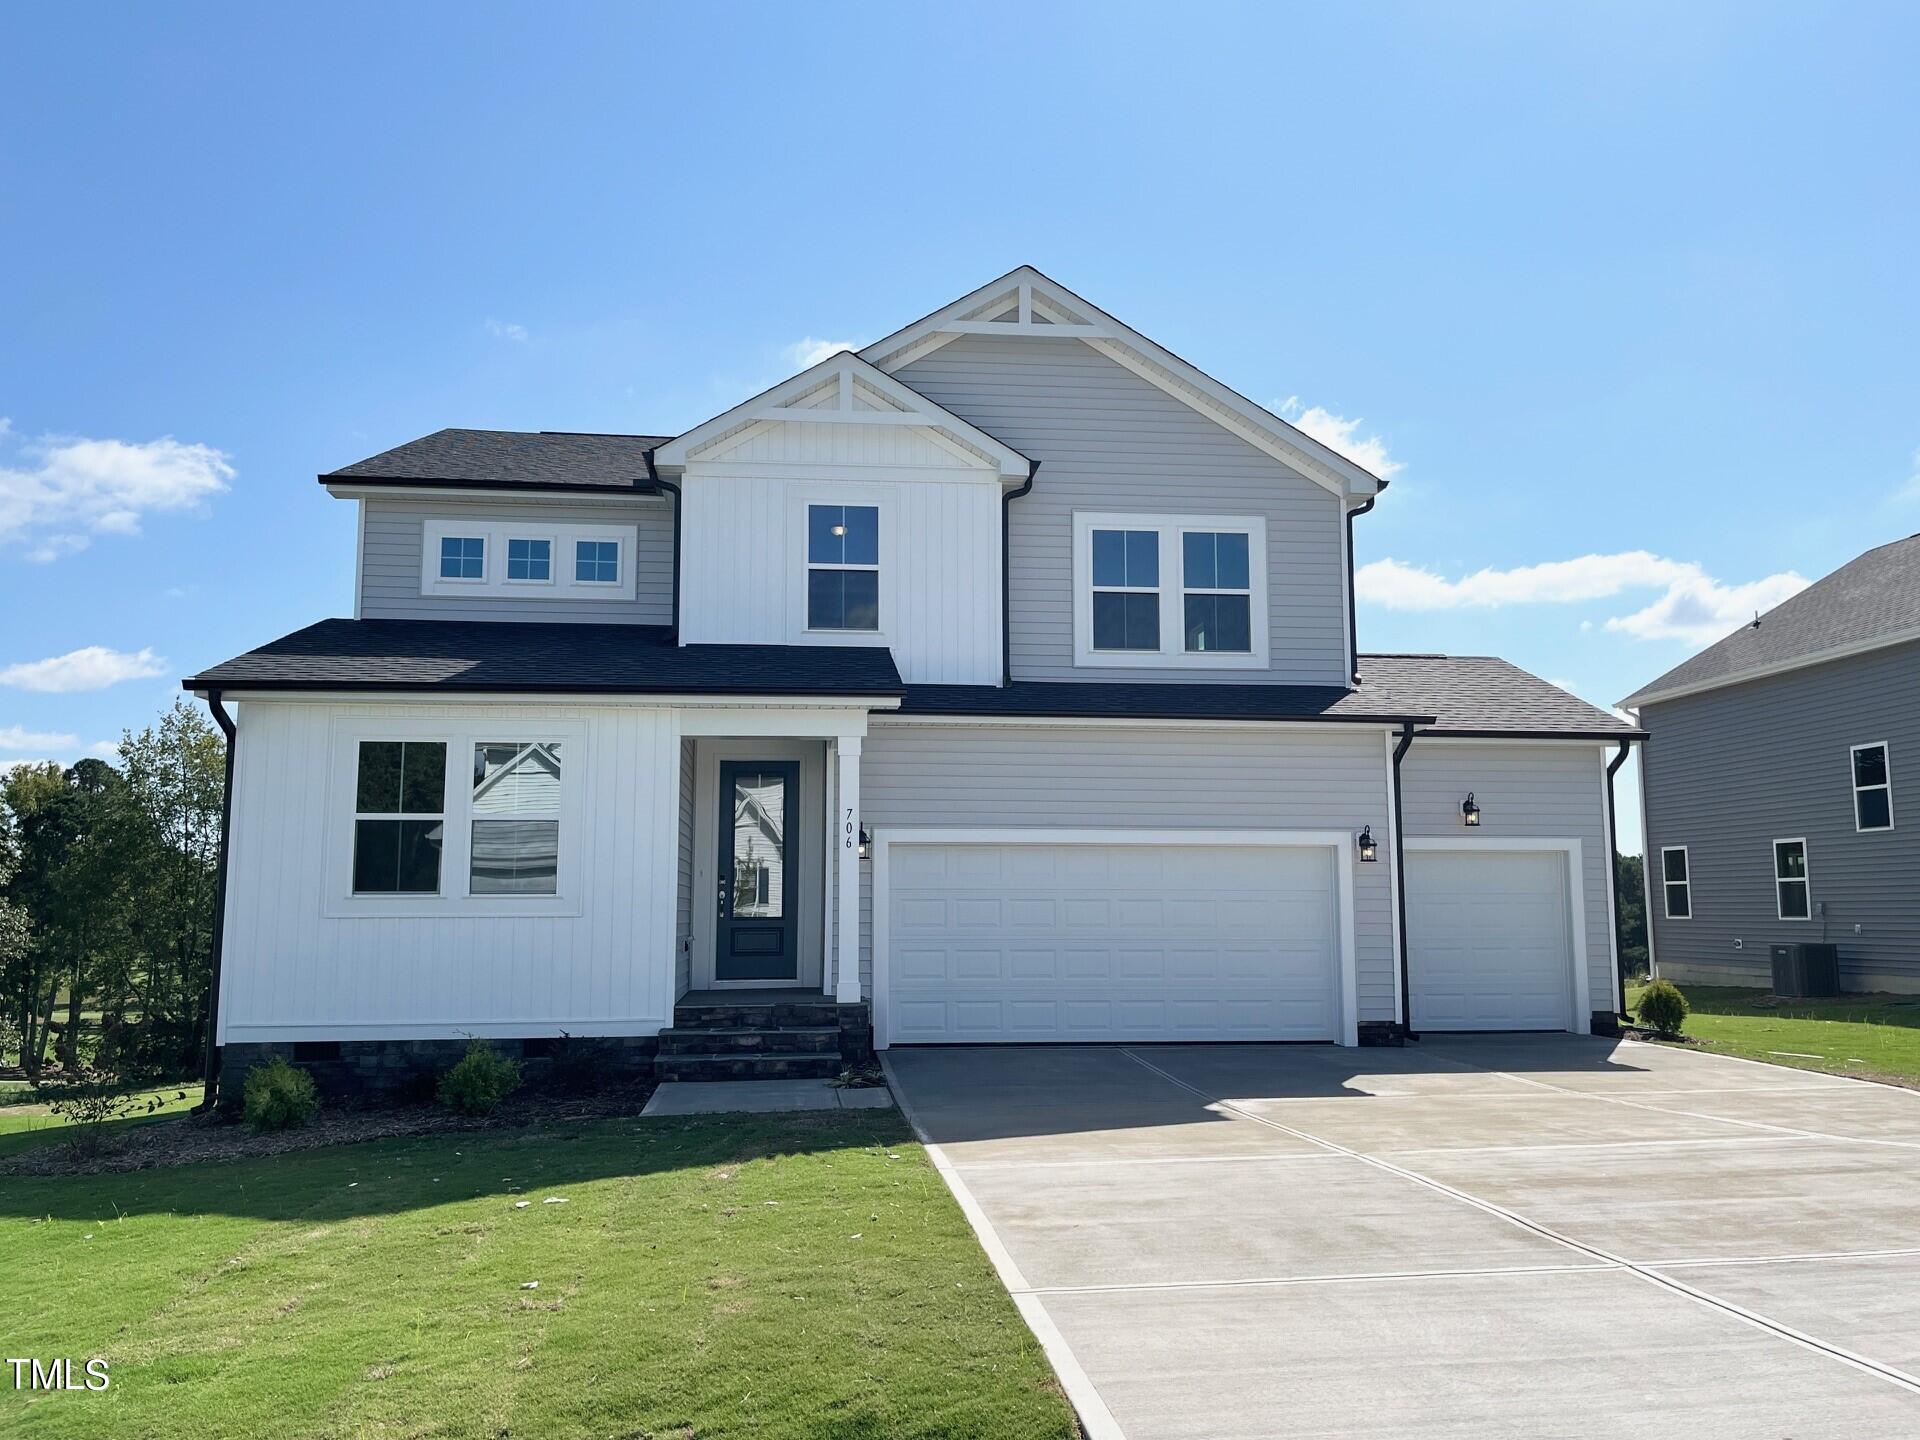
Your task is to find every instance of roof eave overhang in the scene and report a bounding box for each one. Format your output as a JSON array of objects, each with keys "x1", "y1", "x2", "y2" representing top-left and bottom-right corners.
[
  {"x1": 321, "y1": 476, "x2": 664, "y2": 500},
  {"x1": 182, "y1": 680, "x2": 905, "y2": 706},
  {"x1": 1620, "y1": 625, "x2": 1920, "y2": 711}
]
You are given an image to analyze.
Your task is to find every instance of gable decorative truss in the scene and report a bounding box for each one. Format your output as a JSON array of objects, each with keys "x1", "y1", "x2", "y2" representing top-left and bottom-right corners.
[
  {"x1": 652, "y1": 349, "x2": 1031, "y2": 480},
  {"x1": 860, "y1": 266, "x2": 1382, "y2": 500}
]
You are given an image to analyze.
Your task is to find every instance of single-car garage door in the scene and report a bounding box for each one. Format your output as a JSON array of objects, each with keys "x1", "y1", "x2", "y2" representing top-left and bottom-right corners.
[
  {"x1": 1406, "y1": 848, "x2": 1574, "y2": 1032},
  {"x1": 880, "y1": 839, "x2": 1342, "y2": 1044}
]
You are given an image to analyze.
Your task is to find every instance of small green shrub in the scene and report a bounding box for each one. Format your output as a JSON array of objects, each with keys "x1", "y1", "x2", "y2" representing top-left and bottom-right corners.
[
  {"x1": 1636, "y1": 979, "x2": 1690, "y2": 1037},
  {"x1": 438, "y1": 1040, "x2": 522, "y2": 1115},
  {"x1": 31, "y1": 1073, "x2": 170, "y2": 1158},
  {"x1": 243, "y1": 1057, "x2": 320, "y2": 1132}
]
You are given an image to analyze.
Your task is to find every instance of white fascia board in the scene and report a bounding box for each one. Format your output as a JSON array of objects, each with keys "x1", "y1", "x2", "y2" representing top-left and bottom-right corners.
[
  {"x1": 858, "y1": 265, "x2": 1383, "y2": 500},
  {"x1": 1620, "y1": 625, "x2": 1920, "y2": 710}
]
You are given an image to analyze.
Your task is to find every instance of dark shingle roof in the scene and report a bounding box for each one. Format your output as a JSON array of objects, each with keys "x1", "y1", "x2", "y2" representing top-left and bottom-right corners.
[
  {"x1": 1621, "y1": 534, "x2": 1920, "y2": 707},
  {"x1": 901, "y1": 656, "x2": 1638, "y2": 736},
  {"x1": 183, "y1": 619, "x2": 903, "y2": 697},
  {"x1": 324, "y1": 429, "x2": 671, "y2": 493}
]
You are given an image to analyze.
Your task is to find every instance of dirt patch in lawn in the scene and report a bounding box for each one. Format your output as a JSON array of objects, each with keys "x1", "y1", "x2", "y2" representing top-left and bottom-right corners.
[{"x1": 0, "y1": 1080, "x2": 659, "y2": 1178}]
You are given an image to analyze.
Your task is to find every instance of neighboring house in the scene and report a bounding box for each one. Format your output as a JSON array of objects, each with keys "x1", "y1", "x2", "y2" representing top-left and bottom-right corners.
[
  {"x1": 185, "y1": 267, "x2": 1640, "y2": 1095},
  {"x1": 1623, "y1": 534, "x2": 1920, "y2": 994}
]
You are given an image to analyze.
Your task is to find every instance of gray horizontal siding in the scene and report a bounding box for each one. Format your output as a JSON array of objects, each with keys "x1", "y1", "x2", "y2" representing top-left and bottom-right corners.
[
  {"x1": 896, "y1": 335, "x2": 1348, "y2": 686},
  {"x1": 1641, "y1": 640, "x2": 1920, "y2": 992},
  {"x1": 1400, "y1": 742, "x2": 1618, "y2": 1014},
  {"x1": 859, "y1": 723, "x2": 1395, "y2": 1018},
  {"x1": 360, "y1": 497, "x2": 673, "y2": 624}
]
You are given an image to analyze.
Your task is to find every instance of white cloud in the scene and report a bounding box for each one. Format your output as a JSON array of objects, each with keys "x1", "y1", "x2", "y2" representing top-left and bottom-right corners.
[
  {"x1": 1278, "y1": 396, "x2": 1403, "y2": 478},
  {"x1": 1357, "y1": 550, "x2": 1811, "y2": 648},
  {"x1": 785, "y1": 337, "x2": 863, "y2": 370},
  {"x1": 485, "y1": 318, "x2": 529, "y2": 342},
  {"x1": 87, "y1": 738, "x2": 120, "y2": 759},
  {"x1": 0, "y1": 421, "x2": 232, "y2": 558},
  {"x1": 0, "y1": 645, "x2": 168, "y2": 693},
  {"x1": 0, "y1": 724, "x2": 79, "y2": 751}
]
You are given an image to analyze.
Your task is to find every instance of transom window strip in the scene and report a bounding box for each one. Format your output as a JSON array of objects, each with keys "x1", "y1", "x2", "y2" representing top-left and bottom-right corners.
[
  {"x1": 807, "y1": 503, "x2": 879, "y2": 631},
  {"x1": 1091, "y1": 528, "x2": 1160, "y2": 651}
]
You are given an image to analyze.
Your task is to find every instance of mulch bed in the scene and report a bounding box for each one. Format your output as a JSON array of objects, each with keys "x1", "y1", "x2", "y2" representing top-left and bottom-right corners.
[{"x1": 1, "y1": 1081, "x2": 659, "y2": 1178}]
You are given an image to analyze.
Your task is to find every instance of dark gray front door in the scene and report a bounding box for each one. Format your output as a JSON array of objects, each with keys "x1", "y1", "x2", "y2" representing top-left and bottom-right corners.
[{"x1": 716, "y1": 761, "x2": 800, "y2": 982}]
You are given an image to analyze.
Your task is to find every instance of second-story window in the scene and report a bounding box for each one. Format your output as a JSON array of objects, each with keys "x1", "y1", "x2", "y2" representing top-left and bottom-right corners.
[
  {"x1": 1091, "y1": 529, "x2": 1161, "y2": 651},
  {"x1": 575, "y1": 539, "x2": 619, "y2": 585},
  {"x1": 507, "y1": 538, "x2": 552, "y2": 582},
  {"x1": 1073, "y1": 513, "x2": 1268, "y2": 669},
  {"x1": 807, "y1": 504, "x2": 879, "y2": 631},
  {"x1": 439, "y1": 535, "x2": 486, "y2": 580},
  {"x1": 1182, "y1": 531, "x2": 1252, "y2": 653}
]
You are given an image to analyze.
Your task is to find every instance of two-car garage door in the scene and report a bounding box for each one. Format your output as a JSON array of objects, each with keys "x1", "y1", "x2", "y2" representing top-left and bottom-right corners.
[{"x1": 881, "y1": 840, "x2": 1341, "y2": 1044}]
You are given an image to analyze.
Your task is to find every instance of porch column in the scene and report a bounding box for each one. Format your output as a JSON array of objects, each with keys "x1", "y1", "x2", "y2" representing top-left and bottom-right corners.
[{"x1": 834, "y1": 735, "x2": 863, "y2": 1004}]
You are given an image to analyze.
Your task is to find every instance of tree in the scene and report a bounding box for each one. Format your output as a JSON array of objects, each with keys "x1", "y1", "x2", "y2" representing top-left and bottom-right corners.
[{"x1": 1615, "y1": 852, "x2": 1648, "y2": 980}]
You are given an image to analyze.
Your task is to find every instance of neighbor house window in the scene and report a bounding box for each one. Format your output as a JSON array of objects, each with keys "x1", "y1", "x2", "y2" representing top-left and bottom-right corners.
[
  {"x1": 574, "y1": 539, "x2": 619, "y2": 584},
  {"x1": 807, "y1": 504, "x2": 879, "y2": 630},
  {"x1": 1091, "y1": 529, "x2": 1161, "y2": 651},
  {"x1": 506, "y1": 538, "x2": 552, "y2": 582},
  {"x1": 1773, "y1": 838, "x2": 1810, "y2": 920},
  {"x1": 1659, "y1": 846, "x2": 1691, "y2": 919},
  {"x1": 1182, "y1": 531, "x2": 1252, "y2": 653},
  {"x1": 470, "y1": 742, "x2": 562, "y2": 895},
  {"x1": 1852, "y1": 743, "x2": 1893, "y2": 832},
  {"x1": 352, "y1": 741, "x2": 447, "y2": 894},
  {"x1": 438, "y1": 535, "x2": 485, "y2": 580}
]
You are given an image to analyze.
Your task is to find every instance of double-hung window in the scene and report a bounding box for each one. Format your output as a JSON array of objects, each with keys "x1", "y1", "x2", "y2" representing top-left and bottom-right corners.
[
  {"x1": 1182, "y1": 531, "x2": 1252, "y2": 653},
  {"x1": 352, "y1": 741, "x2": 447, "y2": 894},
  {"x1": 1851, "y1": 743, "x2": 1893, "y2": 831},
  {"x1": 1091, "y1": 529, "x2": 1161, "y2": 651},
  {"x1": 506, "y1": 538, "x2": 552, "y2": 582},
  {"x1": 1074, "y1": 513, "x2": 1267, "y2": 667},
  {"x1": 439, "y1": 535, "x2": 485, "y2": 581},
  {"x1": 470, "y1": 742, "x2": 563, "y2": 895},
  {"x1": 1773, "y1": 838, "x2": 1811, "y2": 920},
  {"x1": 1659, "y1": 846, "x2": 1691, "y2": 919},
  {"x1": 807, "y1": 504, "x2": 879, "y2": 631}
]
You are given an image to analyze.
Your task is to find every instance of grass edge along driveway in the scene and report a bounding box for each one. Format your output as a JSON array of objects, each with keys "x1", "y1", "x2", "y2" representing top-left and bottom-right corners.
[
  {"x1": 1629, "y1": 981, "x2": 1920, "y2": 1087},
  {"x1": 0, "y1": 1108, "x2": 1077, "y2": 1440}
]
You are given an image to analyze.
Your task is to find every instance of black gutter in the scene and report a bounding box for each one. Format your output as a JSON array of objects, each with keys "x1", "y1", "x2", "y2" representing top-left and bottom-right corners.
[
  {"x1": 1344, "y1": 492, "x2": 1379, "y2": 685},
  {"x1": 1001, "y1": 461, "x2": 1039, "y2": 686},
  {"x1": 1605, "y1": 738, "x2": 1635, "y2": 1022},
  {"x1": 1390, "y1": 721, "x2": 1416, "y2": 1040},
  {"x1": 1416, "y1": 727, "x2": 1648, "y2": 742},
  {"x1": 898, "y1": 705, "x2": 1436, "y2": 726},
  {"x1": 642, "y1": 449, "x2": 683, "y2": 642},
  {"x1": 193, "y1": 691, "x2": 237, "y2": 1115},
  {"x1": 181, "y1": 680, "x2": 906, "y2": 700}
]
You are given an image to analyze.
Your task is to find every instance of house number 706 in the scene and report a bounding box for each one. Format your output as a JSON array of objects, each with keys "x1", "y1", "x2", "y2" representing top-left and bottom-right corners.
[{"x1": 844, "y1": 807, "x2": 855, "y2": 849}]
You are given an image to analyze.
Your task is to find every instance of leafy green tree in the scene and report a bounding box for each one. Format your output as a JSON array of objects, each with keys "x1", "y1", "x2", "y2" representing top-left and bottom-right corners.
[{"x1": 1616, "y1": 852, "x2": 1648, "y2": 980}]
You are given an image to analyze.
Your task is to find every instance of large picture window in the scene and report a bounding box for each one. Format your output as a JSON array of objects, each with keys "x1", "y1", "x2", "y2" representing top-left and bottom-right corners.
[
  {"x1": 470, "y1": 742, "x2": 562, "y2": 895},
  {"x1": 807, "y1": 503, "x2": 879, "y2": 631},
  {"x1": 1773, "y1": 838, "x2": 1810, "y2": 921},
  {"x1": 1852, "y1": 742, "x2": 1893, "y2": 832},
  {"x1": 352, "y1": 741, "x2": 447, "y2": 894}
]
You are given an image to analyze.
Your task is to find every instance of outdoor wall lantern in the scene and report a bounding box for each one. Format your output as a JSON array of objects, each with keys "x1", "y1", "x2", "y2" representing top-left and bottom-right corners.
[
  {"x1": 1461, "y1": 793, "x2": 1482, "y2": 827},
  {"x1": 1356, "y1": 826, "x2": 1378, "y2": 863},
  {"x1": 857, "y1": 823, "x2": 872, "y2": 859}
]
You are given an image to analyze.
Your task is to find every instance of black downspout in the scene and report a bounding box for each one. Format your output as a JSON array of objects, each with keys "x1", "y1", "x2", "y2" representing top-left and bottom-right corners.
[
  {"x1": 642, "y1": 450, "x2": 683, "y2": 643},
  {"x1": 1391, "y1": 722, "x2": 1416, "y2": 1040},
  {"x1": 1345, "y1": 495, "x2": 1377, "y2": 686},
  {"x1": 193, "y1": 691, "x2": 237, "y2": 1114},
  {"x1": 1001, "y1": 460, "x2": 1039, "y2": 687},
  {"x1": 1605, "y1": 738, "x2": 1634, "y2": 1025}
]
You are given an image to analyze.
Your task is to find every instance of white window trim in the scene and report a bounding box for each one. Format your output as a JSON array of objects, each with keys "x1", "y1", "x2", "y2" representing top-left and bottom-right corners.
[
  {"x1": 503, "y1": 534, "x2": 558, "y2": 587},
  {"x1": 325, "y1": 716, "x2": 586, "y2": 919},
  {"x1": 1850, "y1": 741, "x2": 1894, "y2": 833},
  {"x1": 421, "y1": 519, "x2": 635, "y2": 601},
  {"x1": 1772, "y1": 837, "x2": 1811, "y2": 923},
  {"x1": 1659, "y1": 845, "x2": 1692, "y2": 921},
  {"x1": 1072, "y1": 511, "x2": 1269, "y2": 669},
  {"x1": 786, "y1": 485, "x2": 895, "y2": 646}
]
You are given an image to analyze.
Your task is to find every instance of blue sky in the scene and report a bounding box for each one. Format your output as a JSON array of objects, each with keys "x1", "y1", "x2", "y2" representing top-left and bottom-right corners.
[{"x1": 4, "y1": 2, "x2": 1918, "y2": 852}]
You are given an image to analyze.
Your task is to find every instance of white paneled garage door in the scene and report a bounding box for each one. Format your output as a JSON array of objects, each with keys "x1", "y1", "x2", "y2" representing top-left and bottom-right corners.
[
  {"x1": 880, "y1": 839, "x2": 1342, "y2": 1044},
  {"x1": 1406, "y1": 848, "x2": 1574, "y2": 1032}
]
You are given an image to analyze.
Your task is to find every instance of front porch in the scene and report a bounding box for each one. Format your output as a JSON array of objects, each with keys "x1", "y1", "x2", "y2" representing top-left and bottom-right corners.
[{"x1": 656, "y1": 988, "x2": 873, "y2": 1081}]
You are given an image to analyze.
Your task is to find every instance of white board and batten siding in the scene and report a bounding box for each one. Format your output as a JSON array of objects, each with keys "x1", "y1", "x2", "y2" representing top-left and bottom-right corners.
[
  {"x1": 219, "y1": 699, "x2": 682, "y2": 1043},
  {"x1": 1399, "y1": 742, "x2": 1616, "y2": 1024}
]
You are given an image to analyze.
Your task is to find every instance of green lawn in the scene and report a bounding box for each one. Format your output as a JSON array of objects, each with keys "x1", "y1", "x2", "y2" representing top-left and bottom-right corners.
[
  {"x1": 0, "y1": 1086, "x2": 203, "y2": 1158},
  {"x1": 1628, "y1": 982, "x2": 1920, "y2": 1086},
  {"x1": 0, "y1": 1110, "x2": 1075, "y2": 1440}
]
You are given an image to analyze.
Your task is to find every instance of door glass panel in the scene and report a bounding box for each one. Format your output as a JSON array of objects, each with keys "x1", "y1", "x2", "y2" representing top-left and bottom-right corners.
[{"x1": 731, "y1": 771, "x2": 786, "y2": 918}]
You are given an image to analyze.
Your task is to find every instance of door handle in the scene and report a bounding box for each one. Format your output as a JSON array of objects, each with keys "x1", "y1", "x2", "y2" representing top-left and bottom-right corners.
[{"x1": 717, "y1": 876, "x2": 732, "y2": 919}]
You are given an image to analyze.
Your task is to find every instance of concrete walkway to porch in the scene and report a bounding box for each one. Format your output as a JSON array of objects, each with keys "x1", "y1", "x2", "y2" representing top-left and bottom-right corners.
[{"x1": 642, "y1": 1077, "x2": 895, "y2": 1116}]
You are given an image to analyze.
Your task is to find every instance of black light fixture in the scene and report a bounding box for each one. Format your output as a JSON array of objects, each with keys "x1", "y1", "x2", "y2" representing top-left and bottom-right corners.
[
  {"x1": 857, "y1": 823, "x2": 872, "y2": 859},
  {"x1": 1356, "y1": 825, "x2": 1378, "y2": 863},
  {"x1": 1461, "y1": 792, "x2": 1481, "y2": 827}
]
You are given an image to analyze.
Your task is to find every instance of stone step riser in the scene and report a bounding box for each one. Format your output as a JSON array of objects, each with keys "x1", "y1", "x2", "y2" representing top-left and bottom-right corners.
[
  {"x1": 656, "y1": 1027, "x2": 840, "y2": 1056},
  {"x1": 673, "y1": 1005, "x2": 840, "y2": 1031},
  {"x1": 654, "y1": 1053, "x2": 843, "y2": 1082}
]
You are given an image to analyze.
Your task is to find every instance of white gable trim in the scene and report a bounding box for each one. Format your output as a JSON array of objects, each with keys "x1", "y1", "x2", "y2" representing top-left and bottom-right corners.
[
  {"x1": 654, "y1": 350, "x2": 1030, "y2": 480},
  {"x1": 860, "y1": 266, "x2": 1383, "y2": 499}
]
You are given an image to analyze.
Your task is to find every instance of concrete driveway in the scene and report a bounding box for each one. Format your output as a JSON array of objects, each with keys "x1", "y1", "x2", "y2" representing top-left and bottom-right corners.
[{"x1": 883, "y1": 1036, "x2": 1920, "y2": 1439}]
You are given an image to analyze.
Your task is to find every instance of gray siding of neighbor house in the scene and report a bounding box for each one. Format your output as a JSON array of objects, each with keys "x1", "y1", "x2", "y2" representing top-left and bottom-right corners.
[
  {"x1": 1401, "y1": 742, "x2": 1619, "y2": 1015},
  {"x1": 856, "y1": 723, "x2": 1396, "y2": 1016},
  {"x1": 359, "y1": 497, "x2": 674, "y2": 624},
  {"x1": 896, "y1": 335, "x2": 1349, "y2": 686},
  {"x1": 675, "y1": 737, "x2": 695, "y2": 998},
  {"x1": 1641, "y1": 640, "x2": 1920, "y2": 992}
]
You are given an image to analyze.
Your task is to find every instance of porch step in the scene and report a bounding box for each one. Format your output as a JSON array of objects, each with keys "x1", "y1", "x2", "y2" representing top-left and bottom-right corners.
[
  {"x1": 656, "y1": 1026, "x2": 841, "y2": 1057},
  {"x1": 654, "y1": 1051, "x2": 844, "y2": 1082},
  {"x1": 672, "y1": 1001, "x2": 840, "y2": 1031}
]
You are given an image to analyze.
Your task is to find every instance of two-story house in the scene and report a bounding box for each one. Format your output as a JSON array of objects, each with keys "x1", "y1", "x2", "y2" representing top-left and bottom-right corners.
[
  {"x1": 185, "y1": 268, "x2": 1641, "y2": 1097},
  {"x1": 1624, "y1": 534, "x2": 1920, "y2": 994}
]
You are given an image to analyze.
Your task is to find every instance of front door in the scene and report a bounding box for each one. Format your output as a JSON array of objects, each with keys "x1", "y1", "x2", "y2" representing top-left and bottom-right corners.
[{"x1": 715, "y1": 761, "x2": 801, "y2": 982}]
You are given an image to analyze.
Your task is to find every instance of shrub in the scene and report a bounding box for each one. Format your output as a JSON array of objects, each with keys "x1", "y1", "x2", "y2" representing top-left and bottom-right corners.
[
  {"x1": 31, "y1": 1072, "x2": 169, "y2": 1158},
  {"x1": 546, "y1": 1032, "x2": 612, "y2": 1095},
  {"x1": 438, "y1": 1040, "x2": 522, "y2": 1115},
  {"x1": 1636, "y1": 979, "x2": 1689, "y2": 1038},
  {"x1": 243, "y1": 1057, "x2": 320, "y2": 1132}
]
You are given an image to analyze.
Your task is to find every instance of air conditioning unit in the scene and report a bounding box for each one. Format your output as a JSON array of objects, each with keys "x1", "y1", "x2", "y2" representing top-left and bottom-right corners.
[{"x1": 1770, "y1": 943, "x2": 1840, "y2": 999}]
